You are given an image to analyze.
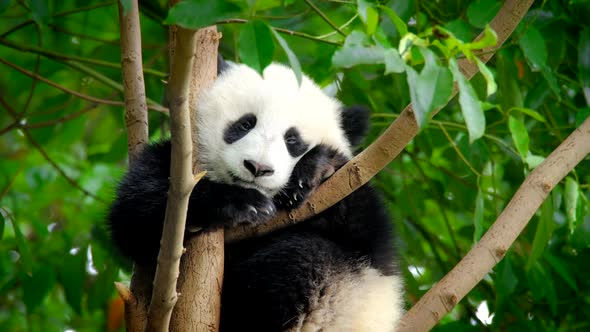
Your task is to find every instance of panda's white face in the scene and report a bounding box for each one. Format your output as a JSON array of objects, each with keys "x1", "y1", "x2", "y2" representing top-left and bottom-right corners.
[{"x1": 195, "y1": 63, "x2": 352, "y2": 197}]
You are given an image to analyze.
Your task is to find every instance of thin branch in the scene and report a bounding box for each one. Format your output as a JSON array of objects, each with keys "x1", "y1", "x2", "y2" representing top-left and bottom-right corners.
[
  {"x1": 21, "y1": 25, "x2": 42, "y2": 116},
  {"x1": 0, "y1": 57, "x2": 168, "y2": 112},
  {"x1": 117, "y1": 2, "x2": 152, "y2": 330},
  {"x1": 398, "y1": 116, "x2": 590, "y2": 331},
  {"x1": 0, "y1": 97, "x2": 106, "y2": 203},
  {"x1": 438, "y1": 123, "x2": 482, "y2": 177},
  {"x1": 303, "y1": 0, "x2": 346, "y2": 36},
  {"x1": 215, "y1": 18, "x2": 342, "y2": 46},
  {"x1": 0, "y1": 1, "x2": 115, "y2": 38},
  {"x1": 146, "y1": 26, "x2": 199, "y2": 332},
  {"x1": 0, "y1": 38, "x2": 167, "y2": 78},
  {"x1": 316, "y1": 13, "x2": 358, "y2": 39},
  {"x1": 225, "y1": 0, "x2": 535, "y2": 243}
]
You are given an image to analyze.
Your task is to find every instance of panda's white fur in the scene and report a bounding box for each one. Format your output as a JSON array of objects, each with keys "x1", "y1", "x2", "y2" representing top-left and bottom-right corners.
[{"x1": 195, "y1": 63, "x2": 352, "y2": 197}]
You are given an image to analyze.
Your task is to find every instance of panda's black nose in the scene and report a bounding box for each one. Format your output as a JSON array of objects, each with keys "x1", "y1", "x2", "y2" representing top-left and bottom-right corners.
[{"x1": 244, "y1": 160, "x2": 274, "y2": 177}]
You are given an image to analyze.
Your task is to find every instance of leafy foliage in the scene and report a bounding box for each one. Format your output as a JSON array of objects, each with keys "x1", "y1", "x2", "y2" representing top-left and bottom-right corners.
[{"x1": 0, "y1": 0, "x2": 589, "y2": 331}]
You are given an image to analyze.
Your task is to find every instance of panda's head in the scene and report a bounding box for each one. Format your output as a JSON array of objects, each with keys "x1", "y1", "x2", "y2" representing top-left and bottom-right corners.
[{"x1": 195, "y1": 62, "x2": 368, "y2": 197}]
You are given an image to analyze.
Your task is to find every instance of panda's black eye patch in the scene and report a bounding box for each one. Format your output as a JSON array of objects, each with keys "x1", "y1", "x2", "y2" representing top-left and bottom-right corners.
[
  {"x1": 284, "y1": 127, "x2": 308, "y2": 157},
  {"x1": 224, "y1": 113, "x2": 257, "y2": 144}
]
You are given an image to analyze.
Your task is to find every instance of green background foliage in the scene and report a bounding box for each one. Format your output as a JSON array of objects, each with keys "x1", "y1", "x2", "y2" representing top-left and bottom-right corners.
[{"x1": 1, "y1": 0, "x2": 589, "y2": 331}]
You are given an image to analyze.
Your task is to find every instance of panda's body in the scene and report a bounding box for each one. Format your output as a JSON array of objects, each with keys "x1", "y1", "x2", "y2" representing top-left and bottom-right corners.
[{"x1": 108, "y1": 62, "x2": 403, "y2": 331}]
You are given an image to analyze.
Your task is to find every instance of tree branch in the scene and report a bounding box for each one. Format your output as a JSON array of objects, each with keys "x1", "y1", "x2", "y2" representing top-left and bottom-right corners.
[
  {"x1": 0, "y1": 97, "x2": 106, "y2": 203},
  {"x1": 398, "y1": 116, "x2": 590, "y2": 331},
  {"x1": 145, "y1": 23, "x2": 200, "y2": 332},
  {"x1": 116, "y1": 1, "x2": 151, "y2": 331},
  {"x1": 225, "y1": 0, "x2": 535, "y2": 242},
  {"x1": 169, "y1": 26, "x2": 223, "y2": 332},
  {"x1": 0, "y1": 58, "x2": 167, "y2": 112}
]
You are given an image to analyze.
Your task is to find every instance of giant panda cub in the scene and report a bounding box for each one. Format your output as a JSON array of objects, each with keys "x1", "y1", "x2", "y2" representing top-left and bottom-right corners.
[{"x1": 108, "y1": 60, "x2": 403, "y2": 331}]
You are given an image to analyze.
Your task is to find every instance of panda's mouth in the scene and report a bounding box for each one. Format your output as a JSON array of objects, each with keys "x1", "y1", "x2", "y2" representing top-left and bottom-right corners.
[{"x1": 230, "y1": 174, "x2": 275, "y2": 196}]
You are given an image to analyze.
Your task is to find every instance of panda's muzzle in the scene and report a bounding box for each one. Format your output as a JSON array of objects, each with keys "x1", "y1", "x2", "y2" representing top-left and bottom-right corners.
[{"x1": 243, "y1": 159, "x2": 274, "y2": 177}]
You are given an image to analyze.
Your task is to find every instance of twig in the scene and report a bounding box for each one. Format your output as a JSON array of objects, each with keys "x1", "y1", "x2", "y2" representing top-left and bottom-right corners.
[
  {"x1": 215, "y1": 18, "x2": 342, "y2": 46},
  {"x1": 0, "y1": 1, "x2": 115, "y2": 38},
  {"x1": 303, "y1": 0, "x2": 346, "y2": 36},
  {"x1": 0, "y1": 57, "x2": 168, "y2": 112},
  {"x1": 398, "y1": 116, "x2": 590, "y2": 331},
  {"x1": 0, "y1": 97, "x2": 106, "y2": 203},
  {"x1": 21, "y1": 25, "x2": 42, "y2": 116},
  {"x1": 438, "y1": 123, "x2": 482, "y2": 177},
  {"x1": 0, "y1": 38, "x2": 167, "y2": 78}
]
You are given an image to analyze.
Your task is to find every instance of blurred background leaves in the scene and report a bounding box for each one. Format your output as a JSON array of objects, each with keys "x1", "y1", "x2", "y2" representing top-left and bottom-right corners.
[{"x1": 0, "y1": 0, "x2": 589, "y2": 331}]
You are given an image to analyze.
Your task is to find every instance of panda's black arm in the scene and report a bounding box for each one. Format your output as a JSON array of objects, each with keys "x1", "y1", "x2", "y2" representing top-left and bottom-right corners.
[{"x1": 107, "y1": 141, "x2": 275, "y2": 265}]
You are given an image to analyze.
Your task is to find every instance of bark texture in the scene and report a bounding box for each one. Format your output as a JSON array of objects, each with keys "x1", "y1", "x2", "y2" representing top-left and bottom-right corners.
[
  {"x1": 117, "y1": 1, "x2": 150, "y2": 330},
  {"x1": 398, "y1": 117, "x2": 590, "y2": 331},
  {"x1": 169, "y1": 27, "x2": 224, "y2": 332},
  {"x1": 118, "y1": 0, "x2": 148, "y2": 167}
]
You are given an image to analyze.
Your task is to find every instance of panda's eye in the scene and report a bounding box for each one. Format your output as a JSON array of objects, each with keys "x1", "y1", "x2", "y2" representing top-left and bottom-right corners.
[
  {"x1": 240, "y1": 120, "x2": 254, "y2": 131},
  {"x1": 285, "y1": 136, "x2": 299, "y2": 145}
]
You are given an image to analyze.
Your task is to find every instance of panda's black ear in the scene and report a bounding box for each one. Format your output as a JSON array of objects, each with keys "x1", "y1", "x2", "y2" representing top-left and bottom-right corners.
[
  {"x1": 218, "y1": 54, "x2": 230, "y2": 75},
  {"x1": 341, "y1": 105, "x2": 370, "y2": 146}
]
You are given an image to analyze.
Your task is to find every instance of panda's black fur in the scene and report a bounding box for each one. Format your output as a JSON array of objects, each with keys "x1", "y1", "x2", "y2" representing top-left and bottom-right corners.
[{"x1": 107, "y1": 61, "x2": 402, "y2": 331}]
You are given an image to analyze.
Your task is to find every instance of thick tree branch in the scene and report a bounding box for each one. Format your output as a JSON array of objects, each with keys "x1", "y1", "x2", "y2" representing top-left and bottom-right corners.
[
  {"x1": 169, "y1": 27, "x2": 223, "y2": 332},
  {"x1": 144, "y1": 24, "x2": 202, "y2": 332},
  {"x1": 117, "y1": 1, "x2": 151, "y2": 331},
  {"x1": 398, "y1": 116, "x2": 590, "y2": 331},
  {"x1": 225, "y1": 0, "x2": 535, "y2": 242}
]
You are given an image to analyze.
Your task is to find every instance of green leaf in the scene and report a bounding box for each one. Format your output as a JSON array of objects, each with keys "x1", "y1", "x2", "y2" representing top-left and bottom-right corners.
[
  {"x1": 358, "y1": 0, "x2": 378, "y2": 35},
  {"x1": 379, "y1": 5, "x2": 407, "y2": 37},
  {"x1": 473, "y1": 189, "x2": 484, "y2": 243},
  {"x1": 4, "y1": 209, "x2": 33, "y2": 276},
  {"x1": 22, "y1": 265, "x2": 56, "y2": 312},
  {"x1": 249, "y1": 0, "x2": 282, "y2": 11},
  {"x1": 576, "y1": 107, "x2": 590, "y2": 126},
  {"x1": 164, "y1": 0, "x2": 241, "y2": 29},
  {"x1": 87, "y1": 264, "x2": 119, "y2": 312},
  {"x1": 467, "y1": 25, "x2": 498, "y2": 51},
  {"x1": 0, "y1": 211, "x2": 4, "y2": 239},
  {"x1": 0, "y1": 0, "x2": 12, "y2": 14},
  {"x1": 449, "y1": 57, "x2": 486, "y2": 142},
  {"x1": 467, "y1": 0, "x2": 502, "y2": 28},
  {"x1": 119, "y1": 0, "x2": 132, "y2": 15},
  {"x1": 405, "y1": 48, "x2": 453, "y2": 128},
  {"x1": 333, "y1": 45, "x2": 384, "y2": 68},
  {"x1": 527, "y1": 199, "x2": 554, "y2": 270},
  {"x1": 579, "y1": 27, "x2": 590, "y2": 87},
  {"x1": 271, "y1": 29, "x2": 301, "y2": 86},
  {"x1": 508, "y1": 115, "x2": 529, "y2": 159},
  {"x1": 544, "y1": 252, "x2": 578, "y2": 291},
  {"x1": 509, "y1": 107, "x2": 546, "y2": 122},
  {"x1": 238, "y1": 20, "x2": 274, "y2": 74},
  {"x1": 475, "y1": 58, "x2": 497, "y2": 96},
  {"x1": 519, "y1": 25, "x2": 560, "y2": 96},
  {"x1": 384, "y1": 48, "x2": 405, "y2": 74},
  {"x1": 29, "y1": 0, "x2": 50, "y2": 26},
  {"x1": 59, "y1": 250, "x2": 87, "y2": 314},
  {"x1": 527, "y1": 263, "x2": 557, "y2": 314},
  {"x1": 565, "y1": 177, "x2": 580, "y2": 233},
  {"x1": 495, "y1": 255, "x2": 517, "y2": 297},
  {"x1": 443, "y1": 19, "x2": 473, "y2": 42}
]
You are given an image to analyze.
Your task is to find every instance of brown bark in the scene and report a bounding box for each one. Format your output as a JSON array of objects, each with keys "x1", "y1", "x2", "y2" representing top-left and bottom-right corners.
[
  {"x1": 225, "y1": 0, "x2": 536, "y2": 243},
  {"x1": 169, "y1": 27, "x2": 224, "y2": 332},
  {"x1": 117, "y1": 1, "x2": 150, "y2": 331},
  {"x1": 118, "y1": 0, "x2": 148, "y2": 166},
  {"x1": 398, "y1": 117, "x2": 590, "y2": 331},
  {"x1": 145, "y1": 25, "x2": 200, "y2": 331}
]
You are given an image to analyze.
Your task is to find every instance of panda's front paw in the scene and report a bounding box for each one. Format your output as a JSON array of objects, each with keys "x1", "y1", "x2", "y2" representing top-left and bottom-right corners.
[
  {"x1": 274, "y1": 178, "x2": 316, "y2": 210},
  {"x1": 221, "y1": 189, "x2": 277, "y2": 226}
]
